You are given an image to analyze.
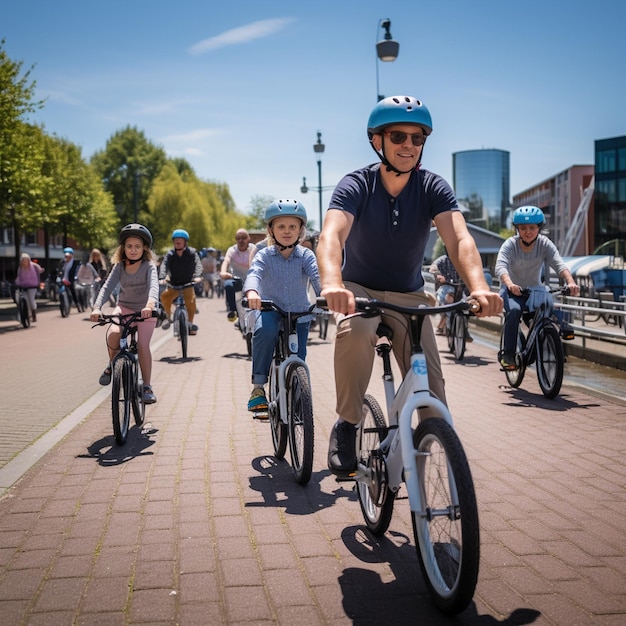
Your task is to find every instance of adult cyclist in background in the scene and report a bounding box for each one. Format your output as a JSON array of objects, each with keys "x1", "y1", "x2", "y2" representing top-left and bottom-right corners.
[
  {"x1": 159, "y1": 229, "x2": 203, "y2": 335},
  {"x1": 495, "y1": 205, "x2": 579, "y2": 370},
  {"x1": 429, "y1": 252, "x2": 473, "y2": 341},
  {"x1": 220, "y1": 228, "x2": 255, "y2": 322}
]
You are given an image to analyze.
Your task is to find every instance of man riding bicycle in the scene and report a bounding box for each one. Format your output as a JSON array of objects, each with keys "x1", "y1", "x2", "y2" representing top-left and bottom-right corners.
[
  {"x1": 495, "y1": 206, "x2": 579, "y2": 370},
  {"x1": 220, "y1": 228, "x2": 255, "y2": 323},
  {"x1": 317, "y1": 95, "x2": 502, "y2": 479},
  {"x1": 159, "y1": 229, "x2": 203, "y2": 334}
]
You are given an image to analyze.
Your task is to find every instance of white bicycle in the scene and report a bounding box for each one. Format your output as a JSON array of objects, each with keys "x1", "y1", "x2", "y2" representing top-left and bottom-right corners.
[{"x1": 320, "y1": 296, "x2": 480, "y2": 614}]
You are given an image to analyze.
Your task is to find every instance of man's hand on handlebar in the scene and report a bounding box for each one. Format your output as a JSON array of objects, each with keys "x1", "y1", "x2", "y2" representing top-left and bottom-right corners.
[
  {"x1": 467, "y1": 289, "x2": 503, "y2": 317},
  {"x1": 320, "y1": 285, "x2": 355, "y2": 315}
]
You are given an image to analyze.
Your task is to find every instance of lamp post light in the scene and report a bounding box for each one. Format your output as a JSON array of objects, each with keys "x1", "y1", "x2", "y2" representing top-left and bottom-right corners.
[
  {"x1": 376, "y1": 18, "x2": 399, "y2": 102},
  {"x1": 301, "y1": 131, "x2": 326, "y2": 229}
]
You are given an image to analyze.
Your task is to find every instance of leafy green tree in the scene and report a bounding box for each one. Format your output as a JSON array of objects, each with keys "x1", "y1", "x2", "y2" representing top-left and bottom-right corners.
[
  {"x1": 0, "y1": 41, "x2": 45, "y2": 262},
  {"x1": 90, "y1": 125, "x2": 167, "y2": 227}
]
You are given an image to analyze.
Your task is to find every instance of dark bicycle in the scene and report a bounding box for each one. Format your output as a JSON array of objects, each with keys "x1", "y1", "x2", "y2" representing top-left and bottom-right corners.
[
  {"x1": 16, "y1": 286, "x2": 32, "y2": 328},
  {"x1": 56, "y1": 278, "x2": 72, "y2": 317},
  {"x1": 243, "y1": 298, "x2": 316, "y2": 485},
  {"x1": 499, "y1": 286, "x2": 573, "y2": 398},
  {"x1": 164, "y1": 282, "x2": 197, "y2": 359},
  {"x1": 93, "y1": 311, "x2": 154, "y2": 445},
  {"x1": 444, "y1": 281, "x2": 470, "y2": 360}
]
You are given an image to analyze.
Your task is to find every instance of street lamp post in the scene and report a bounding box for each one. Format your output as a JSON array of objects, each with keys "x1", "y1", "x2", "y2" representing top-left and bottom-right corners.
[
  {"x1": 376, "y1": 18, "x2": 399, "y2": 101},
  {"x1": 301, "y1": 132, "x2": 325, "y2": 229}
]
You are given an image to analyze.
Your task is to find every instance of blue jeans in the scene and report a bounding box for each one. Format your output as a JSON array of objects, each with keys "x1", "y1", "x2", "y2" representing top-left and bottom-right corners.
[
  {"x1": 224, "y1": 277, "x2": 243, "y2": 313},
  {"x1": 501, "y1": 288, "x2": 527, "y2": 357},
  {"x1": 251, "y1": 311, "x2": 310, "y2": 385}
]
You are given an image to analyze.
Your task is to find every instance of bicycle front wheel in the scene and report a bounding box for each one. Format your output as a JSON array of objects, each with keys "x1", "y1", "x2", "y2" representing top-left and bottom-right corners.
[
  {"x1": 112, "y1": 357, "x2": 132, "y2": 445},
  {"x1": 177, "y1": 309, "x2": 188, "y2": 359},
  {"x1": 268, "y1": 359, "x2": 287, "y2": 459},
  {"x1": 452, "y1": 313, "x2": 466, "y2": 360},
  {"x1": 536, "y1": 326, "x2": 564, "y2": 398},
  {"x1": 59, "y1": 290, "x2": 70, "y2": 317},
  {"x1": 412, "y1": 418, "x2": 480, "y2": 615},
  {"x1": 357, "y1": 395, "x2": 395, "y2": 535},
  {"x1": 286, "y1": 364, "x2": 314, "y2": 484},
  {"x1": 19, "y1": 297, "x2": 30, "y2": 328}
]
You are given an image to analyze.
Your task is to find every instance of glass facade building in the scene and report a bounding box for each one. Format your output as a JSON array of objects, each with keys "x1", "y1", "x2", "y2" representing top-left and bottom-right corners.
[
  {"x1": 594, "y1": 135, "x2": 626, "y2": 256},
  {"x1": 453, "y1": 149, "x2": 510, "y2": 232}
]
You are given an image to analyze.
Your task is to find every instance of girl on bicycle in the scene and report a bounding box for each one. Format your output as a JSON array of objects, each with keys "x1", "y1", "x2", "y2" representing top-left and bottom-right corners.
[
  {"x1": 244, "y1": 199, "x2": 321, "y2": 413},
  {"x1": 90, "y1": 224, "x2": 160, "y2": 404},
  {"x1": 495, "y1": 206, "x2": 579, "y2": 369},
  {"x1": 15, "y1": 253, "x2": 44, "y2": 322}
]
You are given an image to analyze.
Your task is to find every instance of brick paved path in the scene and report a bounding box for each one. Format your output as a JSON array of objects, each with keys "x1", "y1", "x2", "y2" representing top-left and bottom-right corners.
[{"x1": 0, "y1": 295, "x2": 625, "y2": 625}]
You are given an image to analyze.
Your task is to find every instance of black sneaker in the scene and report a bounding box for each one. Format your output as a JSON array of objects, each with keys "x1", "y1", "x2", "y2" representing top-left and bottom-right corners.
[{"x1": 328, "y1": 420, "x2": 357, "y2": 478}]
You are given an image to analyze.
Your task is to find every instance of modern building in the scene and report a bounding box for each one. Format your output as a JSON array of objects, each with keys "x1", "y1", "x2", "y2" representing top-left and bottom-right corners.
[
  {"x1": 452, "y1": 149, "x2": 510, "y2": 232},
  {"x1": 594, "y1": 135, "x2": 626, "y2": 257},
  {"x1": 513, "y1": 165, "x2": 594, "y2": 256}
]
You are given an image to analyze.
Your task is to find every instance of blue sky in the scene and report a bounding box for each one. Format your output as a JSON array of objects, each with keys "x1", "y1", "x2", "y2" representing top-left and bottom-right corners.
[{"x1": 4, "y1": 0, "x2": 625, "y2": 228}]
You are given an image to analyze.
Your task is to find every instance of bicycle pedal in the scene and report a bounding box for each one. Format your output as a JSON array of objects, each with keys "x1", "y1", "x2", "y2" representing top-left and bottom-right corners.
[{"x1": 252, "y1": 411, "x2": 269, "y2": 420}]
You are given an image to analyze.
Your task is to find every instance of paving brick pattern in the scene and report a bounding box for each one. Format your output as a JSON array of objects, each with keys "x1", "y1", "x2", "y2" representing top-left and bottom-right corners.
[{"x1": 0, "y1": 295, "x2": 625, "y2": 625}]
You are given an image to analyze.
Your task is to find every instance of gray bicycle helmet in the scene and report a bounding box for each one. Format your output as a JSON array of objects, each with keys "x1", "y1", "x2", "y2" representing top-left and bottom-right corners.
[{"x1": 119, "y1": 223, "x2": 153, "y2": 247}]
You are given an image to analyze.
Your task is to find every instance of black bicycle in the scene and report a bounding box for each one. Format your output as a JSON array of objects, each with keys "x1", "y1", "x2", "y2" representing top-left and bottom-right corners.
[
  {"x1": 445, "y1": 282, "x2": 470, "y2": 360},
  {"x1": 16, "y1": 286, "x2": 32, "y2": 328},
  {"x1": 56, "y1": 278, "x2": 71, "y2": 317},
  {"x1": 165, "y1": 282, "x2": 196, "y2": 359},
  {"x1": 243, "y1": 298, "x2": 316, "y2": 485},
  {"x1": 93, "y1": 311, "x2": 153, "y2": 444},
  {"x1": 499, "y1": 286, "x2": 572, "y2": 398}
]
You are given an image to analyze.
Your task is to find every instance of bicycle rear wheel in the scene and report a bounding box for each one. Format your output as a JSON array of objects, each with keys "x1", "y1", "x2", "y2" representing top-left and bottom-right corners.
[
  {"x1": 286, "y1": 364, "x2": 314, "y2": 484},
  {"x1": 131, "y1": 358, "x2": 145, "y2": 426},
  {"x1": 177, "y1": 309, "x2": 189, "y2": 359},
  {"x1": 19, "y1": 296, "x2": 30, "y2": 328},
  {"x1": 452, "y1": 313, "x2": 466, "y2": 360},
  {"x1": 357, "y1": 394, "x2": 395, "y2": 535},
  {"x1": 112, "y1": 357, "x2": 132, "y2": 445},
  {"x1": 536, "y1": 326, "x2": 564, "y2": 398},
  {"x1": 412, "y1": 418, "x2": 480, "y2": 615},
  {"x1": 268, "y1": 359, "x2": 287, "y2": 459}
]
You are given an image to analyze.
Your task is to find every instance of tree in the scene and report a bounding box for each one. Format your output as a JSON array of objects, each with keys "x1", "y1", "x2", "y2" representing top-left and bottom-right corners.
[
  {"x1": 90, "y1": 126, "x2": 167, "y2": 227},
  {"x1": 0, "y1": 40, "x2": 46, "y2": 263}
]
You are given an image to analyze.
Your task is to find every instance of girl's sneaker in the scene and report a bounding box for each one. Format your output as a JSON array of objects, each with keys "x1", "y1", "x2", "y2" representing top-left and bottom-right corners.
[{"x1": 248, "y1": 388, "x2": 268, "y2": 412}]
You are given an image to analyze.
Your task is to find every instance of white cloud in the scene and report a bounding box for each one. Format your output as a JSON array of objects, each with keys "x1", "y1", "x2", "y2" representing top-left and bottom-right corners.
[
  {"x1": 188, "y1": 18, "x2": 296, "y2": 55},
  {"x1": 162, "y1": 129, "x2": 218, "y2": 143}
]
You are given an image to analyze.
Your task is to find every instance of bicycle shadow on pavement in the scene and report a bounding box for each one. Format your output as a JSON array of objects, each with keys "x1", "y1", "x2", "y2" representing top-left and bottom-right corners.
[
  {"x1": 339, "y1": 525, "x2": 541, "y2": 626},
  {"x1": 441, "y1": 353, "x2": 493, "y2": 367},
  {"x1": 245, "y1": 455, "x2": 356, "y2": 515},
  {"x1": 158, "y1": 355, "x2": 203, "y2": 365},
  {"x1": 76, "y1": 425, "x2": 157, "y2": 467},
  {"x1": 498, "y1": 386, "x2": 602, "y2": 412},
  {"x1": 221, "y1": 351, "x2": 251, "y2": 361}
]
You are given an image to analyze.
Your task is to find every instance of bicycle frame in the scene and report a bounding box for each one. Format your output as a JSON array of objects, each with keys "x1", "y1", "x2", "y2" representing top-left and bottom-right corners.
[{"x1": 361, "y1": 310, "x2": 458, "y2": 512}]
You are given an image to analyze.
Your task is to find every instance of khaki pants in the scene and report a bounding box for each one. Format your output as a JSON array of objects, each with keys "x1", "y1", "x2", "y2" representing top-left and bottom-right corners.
[
  {"x1": 334, "y1": 283, "x2": 446, "y2": 424},
  {"x1": 160, "y1": 286, "x2": 196, "y2": 324}
]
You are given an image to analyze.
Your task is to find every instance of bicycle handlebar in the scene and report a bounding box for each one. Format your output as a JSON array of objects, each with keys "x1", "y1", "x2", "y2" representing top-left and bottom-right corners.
[
  {"x1": 316, "y1": 296, "x2": 479, "y2": 317},
  {"x1": 518, "y1": 286, "x2": 571, "y2": 297},
  {"x1": 241, "y1": 298, "x2": 318, "y2": 318},
  {"x1": 91, "y1": 310, "x2": 158, "y2": 328},
  {"x1": 165, "y1": 281, "x2": 198, "y2": 290}
]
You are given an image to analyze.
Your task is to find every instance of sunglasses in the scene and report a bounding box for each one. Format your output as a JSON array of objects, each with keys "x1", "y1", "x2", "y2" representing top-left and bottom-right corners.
[{"x1": 384, "y1": 130, "x2": 426, "y2": 146}]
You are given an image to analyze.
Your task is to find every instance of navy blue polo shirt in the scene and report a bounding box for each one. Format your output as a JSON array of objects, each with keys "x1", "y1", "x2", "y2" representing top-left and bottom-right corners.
[{"x1": 329, "y1": 163, "x2": 459, "y2": 292}]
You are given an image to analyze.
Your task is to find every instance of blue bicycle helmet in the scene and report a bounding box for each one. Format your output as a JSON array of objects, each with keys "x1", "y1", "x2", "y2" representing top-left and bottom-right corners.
[
  {"x1": 119, "y1": 223, "x2": 153, "y2": 247},
  {"x1": 264, "y1": 199, "x2": 307, "y2": 226},
  {"x1": 172, "y1": 229, "x2": 189, "y2": 240},
  {"x1": 513, "y1": 206, "x2": 545, "y2": 226},
  {"x1": 367, "y1": 95, "x2": 433, "y2": 139},
  {"x1": 63, "y1": 247, "x2": 74, "y2": 255}
]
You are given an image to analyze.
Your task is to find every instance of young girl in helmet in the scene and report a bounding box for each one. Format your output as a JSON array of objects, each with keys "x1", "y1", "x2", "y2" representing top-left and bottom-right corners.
[
  {"x1": 90, "y1": 223, "x2": 160, "y2": 404},
  {"x1": 244, "y1": 200, "x2": 321, "y2": 413},
  {"x1": 495, "y1": 206, "x2": 579, "y2": 369}
]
